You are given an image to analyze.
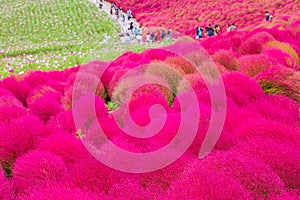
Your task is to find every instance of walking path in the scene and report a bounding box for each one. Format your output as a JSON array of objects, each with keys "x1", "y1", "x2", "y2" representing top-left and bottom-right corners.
[{"x1": 90, "y1": 0, "x2": 140, "y2": 36}]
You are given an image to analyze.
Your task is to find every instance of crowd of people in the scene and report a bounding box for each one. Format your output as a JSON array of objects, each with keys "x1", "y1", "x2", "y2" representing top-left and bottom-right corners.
[
  {"x1": 195, "y1": 11, "x2": 273, "y2": 39},
  {"x1": 99, "y1": 1, "x2": 173, "y2": 44},
  {"x1": 98, "y1": 1, "x2": 274, "y2": 43}
]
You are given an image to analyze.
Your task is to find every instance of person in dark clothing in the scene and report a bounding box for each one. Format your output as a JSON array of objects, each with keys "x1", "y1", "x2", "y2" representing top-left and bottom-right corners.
[
  {"x1": 161, "y1": 30, "x2": 166, "y2": 41},
  {"x1": 206, "y1": 24, "x2": 214, "y2": 36},
  {"x1": 265, "y1": 11, "x2": 270, "y2": 21},
  {"x1": 129, "y1": 21, "x2": 134, "y2": 32}
]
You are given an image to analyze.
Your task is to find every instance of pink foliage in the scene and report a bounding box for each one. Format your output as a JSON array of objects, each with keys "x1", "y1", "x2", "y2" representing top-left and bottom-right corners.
[
  {"x1": 38, "y1": 133, "x2": 88, "y2": 167},
  {"x1": 213, "y1": 49, "x2": 240, "y2": 70},
  {"x1": 167, "y1": 159, "x2": 252, "y2": 199},
  {"x1": 0, "y1": 115, "x2": 47, "y2": 169},
  {"x1": 23, "y1": 71, "x2": 52, "y2": 88},
  {"x1": 239, "y1": 31, "x2": 275, "y2": 55},
  {"x1": 255, "y1": 65, "x2": 300, "y2": 103},
  {"x1": 0, "y1": 77, "x2": 31, "y2": 106},
  {"x1": 200, "y1": 151, "x2": 285, "y2": 199},
  {"x1": 0, "y1": 95, "x2": 23, "y2": 107},
  {"x1": 12, "y1": 150, "x2": 67, "y2": 193},
  {"x1": 64, "y1": 155, "x2": 127, "y2": 193},
  {"x1": 0, "y1": 106, "x2": 27, "y2": 125},
  {"x1": 222, "y1": 72, "x2": 265, "y2": 106},
  {"x1": 245, "y1": 94, "x2": 300, "y2": 126},
  {"x1": 28, "y1": 92, "x2": 63, "y2": 122},
  {"x1": 0, "y1": 168, "x2": 12, "y2": 200},
  {"x1": 233, "y1": 137, "x2": 300, "y2": 189},
  {"x1": 47, "y1": 110, "x2": 76, "y2": 134},
  {"x1": 238, "y1": 54, "x2": 273, "y2": 77},
  {"x1": 262, "y1": 48, "x2": 299, "y2": 70},
  {"x1": 17, "y1": 182, "x2": 106, "y2": 200}
]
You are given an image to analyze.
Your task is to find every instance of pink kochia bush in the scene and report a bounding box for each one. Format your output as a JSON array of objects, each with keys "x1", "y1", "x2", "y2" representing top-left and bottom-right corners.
[
  {"x1": 17, "y1": 182, "x2": 106, "y2": 200},
  {"x1": 0, "y1": 115, "x2": 46, "y2": 173},
  {"x1": 0, "y1": 168, "x2": 12, "y2": 200},
  {"x1": 12, "y1": 150, "x2": 67, "y2": 193},
  {"x1": 199, "y1": 151, "x2": 285, "y2": 199},
  {"x1": 167, "y1": 159, "x2": 251, "y2": 199},
  {"x1": 0, "y1": 20, "x2": 300, "y2": 199},
  {"x1": 233, "y1": 137, "x2": 300, "y2": 189}
]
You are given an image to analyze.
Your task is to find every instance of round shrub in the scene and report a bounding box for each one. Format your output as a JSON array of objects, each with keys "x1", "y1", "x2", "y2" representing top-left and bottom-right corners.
[
  {"x1": 28, "y1": 92, "x2": 62, "y2": 122},
  {"x1": 167, "y1": 159, "x2": 252, "y2": 199},
  {"x1": 17, "y1": 182, "x2": 106, "y2": 200},
  {"x1": 0, "y1": 115, "x2": 47, "y2": 174},
  {"x1": 12, "y1": 150, "x2": 67, "y2": 193},
  {"x1": 222, "y1": 72, "x2": 265, "y2": 106},
  {"x1": 38, "y1": 133, "x2": 88, "y2": 167},
  {"x1": 213, "y1": 49, "x2": 240, "y2": 71},
  {"x1": 238, "y1": 54, "x2": 273, "y2": 77},
  {"x1": 233, "y1": 137, "x2": 300, "y2": 189},
  {"x1": 201, "y1": 151, "x2": 285, "y2": 199},
  {"x1": 239, "y1": 31, "x2": 275, "y2": 55}
]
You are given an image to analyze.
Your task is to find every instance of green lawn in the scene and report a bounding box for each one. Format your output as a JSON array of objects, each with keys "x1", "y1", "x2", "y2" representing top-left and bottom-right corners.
[{"x1": 0, "y1": 0, "x2": 150, "y2": 78}]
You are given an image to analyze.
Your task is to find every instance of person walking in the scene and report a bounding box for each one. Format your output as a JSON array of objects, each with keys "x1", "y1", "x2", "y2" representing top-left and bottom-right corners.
[
  {"x1": 161, "y1": 30, "x2": 166, "y2": 41},
  {"x1": 156, "y1": 30, "x2": 162, "y2": 43},
  {"x1": 230, "y1": 23, "x2": 237, "y2": 31},
  {"x1": 167, "y1": 29, "x2": 172, "y2": 41},
  {"x1": 146, "y1": 32, "x2": 151, "y2": 43},
  {"x1": 151, "y1": 31, "x2": 156, "y2": 43},
  {"x1": 127, "y1": 9, "x2": 132, "y2": 20},
  {"x1": 129, "y1": 21, "x2": 134, "y2": 32},
  {"x1": 196, "y1": 26, "x2": 203, "y2": 39},
  {"x1": 214, "y1": 25, "x2": 220, "y2": 35},
  {"x1": 206, "y1": 24, "x2": 215, "y2": 36}
]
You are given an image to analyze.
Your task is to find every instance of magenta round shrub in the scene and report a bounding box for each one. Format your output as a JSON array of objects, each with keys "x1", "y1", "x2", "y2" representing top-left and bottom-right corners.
[
  {"x1": 255, "y1": 65, "x2": 300, "y2": 103},
  {"x1": 0, "y1": 88, "x2": 13, "y2": 97},
  {"x1": 238, "y1": 54, "x2": 273, "y2": 77},
  {"x1": 201, "y1": 151, "x2": 285, "y2": 199},
  {"x1": 0, "y1": 77, "x2": 31, "y2": 106},
  {"x1": 0, "y1": 168, "x2": 12, "y2": 200},
  {"x1": 239, "y1": 31, "x2": 275, "y2": 55},
  {"x1": 0, "y1": 106, "x2": 27, "y2": 124},
  {"x1": 167, "y1": 159, "x2": 252, "y2": 199},
  {"x1": 0, "y1": 115, "x2": 47, "y2": 171},
  {"x1": 38, "y1": 133, "x2": 88, "y2": 167},
  {"x1": 233, "y1": 119, "x2": 300, "y2": 150},
  {"x1": 12, "y1": 150, "x2": 67, "y2": 193},
  {"x1": 0, "y1": 95, "x2": 23, "y2": 107},
  {"x1": 245, "y1": 94, "x2": 300, "y2": 126},
  {"x1": 28, "y1": 92, "x2": 63, "y2": 122},
  {"x1": 214, "y1": 105, "x2": 261, "y2": 150},
  {"x1": 143, "y1": 48, "x2": 175, "y2": 61},
  {"x1": 23, "y1": 71, "x2": 52, "y2": 88},
  {"x1": 262, "y1": 47, "x2": 299, "y2": 70},
  {"x1": 62, "y1": 72, "x2": 106, "y2": 109},
  {"x1": 17, "y1": 182, "x2": 106, "y2": 200},
  {"x1": 47, "y1": 110, "x2": 76, "y2": 134},
  {"x1": 45, "y1": 80, "x2": 66, "y2": 93},
  {"x1": 208, "y1": 39, "x2": 233, "y2": 54},
  {"x1": 26, "y1": 85, "x2": 59, "y2": 105},
  {"x1": 213, "y1": 49, "x2": 240, "y2": 70},
  {"x1": 72, "y1": 94, "x2": 109, "y2": 132},
  {"x1": 233, "y1": 137, "x2": 300, "y2": 189},
  {"x1": 222, "y1": 72, "x2": 265, "y2": 106},
  {"x1": 64, "y1": 155, "x2": 127, "y2": 193},
  {"x1": 109, "y1": 179, "x2": 157, "y2": 200},
  {"x1": 139, "y1": 153, "x2": 196, "y2": 195}
]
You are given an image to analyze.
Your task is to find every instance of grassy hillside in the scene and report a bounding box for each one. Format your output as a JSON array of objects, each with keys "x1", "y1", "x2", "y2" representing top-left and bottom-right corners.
[{"x1": 0, "y1": 0, "x2": 124, "y2": 77}]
